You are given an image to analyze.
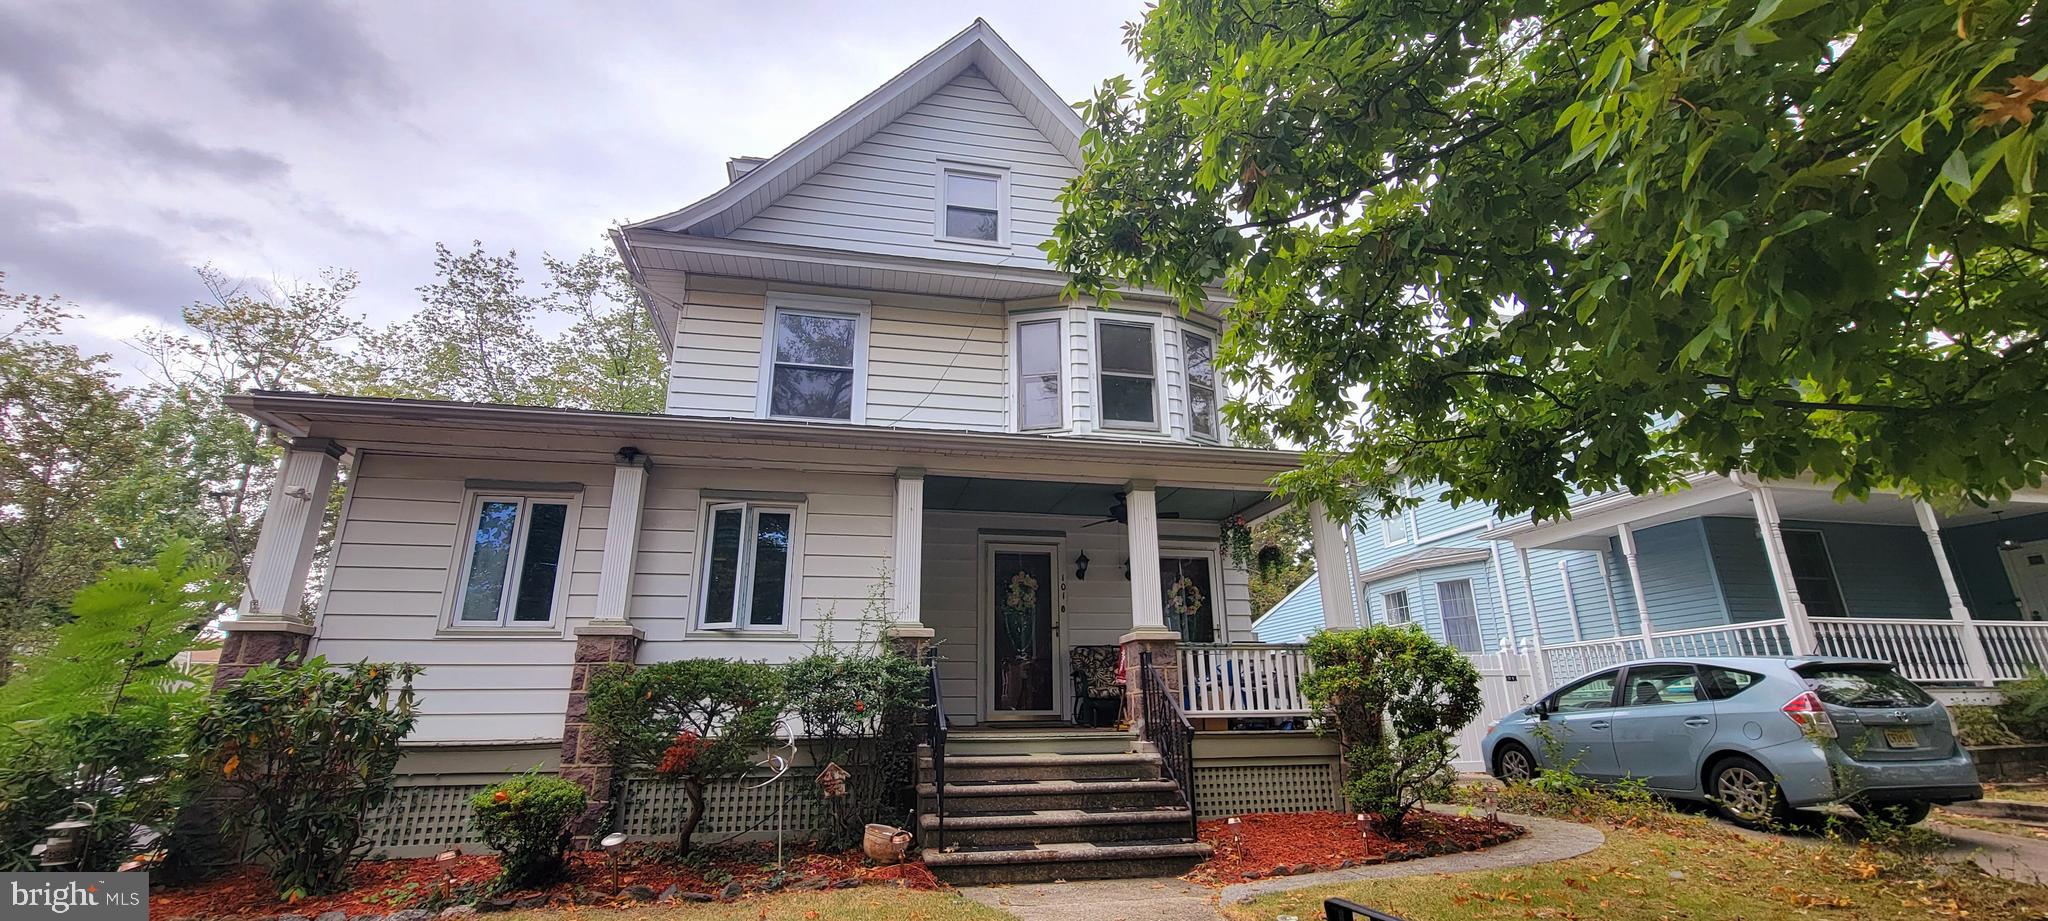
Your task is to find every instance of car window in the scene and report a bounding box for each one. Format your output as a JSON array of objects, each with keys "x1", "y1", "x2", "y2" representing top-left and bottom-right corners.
[
  {"x1": 1698, "y1": 666, "x2": 1762, "y2": 700},
  {"x1": 1621, "y1": 664, "x2": 1700, "y2": 706},
  {"x1": 1795, "y1": 665, "x2": 1934, "y2": 708},
  {"x1": 1553, "y1": 672, "x2": 1619, "y2": 712}
]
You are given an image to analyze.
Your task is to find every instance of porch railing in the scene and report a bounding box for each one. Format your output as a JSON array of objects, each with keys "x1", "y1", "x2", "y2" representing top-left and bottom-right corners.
[
  {"x1": 923, "y1": 648, "x2": 947, "y2": 849},
  {"x1": 1983, "y1": 622, "x2": 2048, "y2": 681},
  {"x1": 1137, "y1": 651, "x2": 1198, "y2": 840},
  {"x1": 1539, "y1": 638, "x2": 1646, "y2": 684},
  {"x1": 1649, "y1": 621, "x2": 1794, "y2": 658},
  {"x1": 1177, "y1": 643, "x2": 1313, "y2": 718},
  {"x1": 1810, "y1": 618, "x2": 1975, "y2": 684}
]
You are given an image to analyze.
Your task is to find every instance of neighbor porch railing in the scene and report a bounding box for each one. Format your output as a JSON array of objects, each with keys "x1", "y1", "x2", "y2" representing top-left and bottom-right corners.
[
  {"x1": 1540, "y1": 620, "x2": 1794, "y2": 684},
  {"x1": 1810, "y1": 618, "x2": 1976, "y2": 684},
  {"x1": 1535, "y1": 615, "x2": 2048, "y2": 687},
  {"x1": 1177, "y1": 643, "x2": 1313, "y2": 718},
  {"x1": 1982, "y1": 622, "x2": 2048, "y2": 681}
]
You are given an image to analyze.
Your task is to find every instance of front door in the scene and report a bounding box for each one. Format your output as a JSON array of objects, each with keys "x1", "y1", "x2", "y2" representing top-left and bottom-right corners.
[
  {"x1": 2004, "y1": 539, "x2": 2048, "y2": 621},
  {"x1": 987, "y1": 544, "x2": 1061, "y2": 719}
]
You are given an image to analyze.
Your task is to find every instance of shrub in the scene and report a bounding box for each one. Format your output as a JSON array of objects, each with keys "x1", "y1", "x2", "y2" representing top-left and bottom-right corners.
[
  {"x1": 1300, "y1": 625, "x2": 1480, "y2": 837},
  {"x1": 1951, "y1": 704, "x2": 2026, "y2": 747},
  {"x1": 783, "y1": 631, "x2": 930, "y2": 849},
  {"x1": 191, "y1": 657, "x2": 420, "y2": 900},
  {"x1": 584, "y1": 659, "x2": 782, "y2": 854},
  {"x1": 471, "y1": 772, "x2": 585, "y2": 890},
  {"x1": 1995, "y1": 669, "x2": 2048, "y2": 742}
]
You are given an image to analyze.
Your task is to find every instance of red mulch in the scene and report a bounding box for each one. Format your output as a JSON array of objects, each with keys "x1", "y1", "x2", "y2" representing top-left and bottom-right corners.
[
  {"x1": 1185, "y1": 810, "x2": 1524, "y2": 885},
  {"x1": 149, "y1": 842, "x2": 938, "y2": 919}
]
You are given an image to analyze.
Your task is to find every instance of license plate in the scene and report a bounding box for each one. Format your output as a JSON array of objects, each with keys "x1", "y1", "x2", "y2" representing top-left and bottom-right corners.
[{"x1": 1883, "y1": 727, "x2": 1918, "y2": 749}]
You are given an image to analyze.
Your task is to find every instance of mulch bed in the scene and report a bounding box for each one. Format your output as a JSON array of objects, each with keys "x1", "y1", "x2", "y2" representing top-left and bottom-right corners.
[
  {"x1": 149, "y1": 842, "x2": 940, "y2": 920},
  {"x1": 1184, "y1": 810, "x2": 1525, "y2": 885}
]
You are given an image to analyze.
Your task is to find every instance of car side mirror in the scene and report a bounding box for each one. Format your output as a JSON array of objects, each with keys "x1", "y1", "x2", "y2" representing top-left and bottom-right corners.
[{"x1": 1531, "y1": 700, "x2": 1551, "y2": 720}]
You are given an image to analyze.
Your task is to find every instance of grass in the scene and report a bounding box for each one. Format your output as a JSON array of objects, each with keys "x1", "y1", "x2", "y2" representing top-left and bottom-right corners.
[
  {"x1": 1228, "y1": 809, "x2": 2048, "y2": 921},
  {"x1": 489, "y1": 888, "x2": 1012, "y2": 921},
  {"x1": 1986, "y1": 784, "x2": 2048, "y2": 805}
]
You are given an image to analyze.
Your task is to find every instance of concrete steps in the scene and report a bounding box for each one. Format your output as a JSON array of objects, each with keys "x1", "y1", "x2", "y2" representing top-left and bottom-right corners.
[{"x1": 918, "y1": 730, "x2": 1207, "y2": 885}]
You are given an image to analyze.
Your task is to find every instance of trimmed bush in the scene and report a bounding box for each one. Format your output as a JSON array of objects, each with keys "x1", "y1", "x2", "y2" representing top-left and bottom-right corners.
[
  {"x1": 471, "y1": 772, "x2": 585, "y2": 890},
  {"x1": 783, "y1": 635, "x2": 930, "y2": 849},
  {"x1": 1300, "y1": 625, "x2": 1481, "y2": 837}
]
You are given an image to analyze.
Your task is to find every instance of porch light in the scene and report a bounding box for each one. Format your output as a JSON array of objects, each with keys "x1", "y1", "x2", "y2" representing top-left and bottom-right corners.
[{"x1": 1075, "y1": 552, "x2": 1090, "y2": 580}]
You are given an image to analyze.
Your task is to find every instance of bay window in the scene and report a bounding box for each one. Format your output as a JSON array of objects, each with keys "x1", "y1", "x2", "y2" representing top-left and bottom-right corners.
[
  {"x1": 1182, "y1": 329, "x2": 1218, "y2": 440},
  {"x1": 1096, "y1": 319, "x2": 1158, "y2": 430},
  {"x1": 1015, "y1": 317, "x2": 1063, "y2": 430}
]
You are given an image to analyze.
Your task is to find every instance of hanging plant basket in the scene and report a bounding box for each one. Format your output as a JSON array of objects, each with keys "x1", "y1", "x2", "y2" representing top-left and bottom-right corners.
[{"x1": 1221, "y1": 516, "x2": 1256, "y2": 571}]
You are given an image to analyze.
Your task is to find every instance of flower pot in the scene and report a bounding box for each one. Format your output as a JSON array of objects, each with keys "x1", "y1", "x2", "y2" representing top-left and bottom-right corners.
[{"x1": 864, "y1": 823, "x2": 913, "y2": 864}]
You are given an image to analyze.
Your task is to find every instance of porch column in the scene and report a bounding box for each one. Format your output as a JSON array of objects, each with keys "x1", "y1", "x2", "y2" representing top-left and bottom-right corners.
[
  {"x1": 218, "y1": 436, "x2": 342, "y2": 687},
  {"x1": 1309, "y1": 500, "x2": 1361, "y2": 630},
  {"x1": 591, "y1": 448, "x2": 650, "y2": 623},
  {"x1": 1915, "y1": 501, "x2": 1996, "y2": 685},
  {"x1": 1120, "y1": 480, "x2": 1179, "y2": 734},
  {"x1": 1515, "y1": 546, "x2": 1552, "y2": 690},
  {"x1": 1487, "y1": 546, "x2": 1519, "y2": 646},
  {"x1": 1617, "y1": 524, "x2": 1653, "y2": 641},
  {"x1": 886, "y1": 468, "x2": 935, "y2": 657},
  {"x1": 563, "y1": 448, "x2": 650, "y2": 845},
  {"x1": 1745, "y1": 484, "x2": 1816, "y2": 655}
]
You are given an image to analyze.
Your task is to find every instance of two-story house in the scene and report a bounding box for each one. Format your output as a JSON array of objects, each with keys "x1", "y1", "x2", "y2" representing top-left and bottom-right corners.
[{"x1": 219, "y1": 21, "x2": 1363, "y2": 882}]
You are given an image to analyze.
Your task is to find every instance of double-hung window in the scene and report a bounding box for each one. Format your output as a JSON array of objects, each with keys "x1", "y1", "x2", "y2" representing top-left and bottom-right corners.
[
  {"x1": 450, "y1": 492, "x2": 575, "y2": 629},
  {"x1": 937, "y1": 167, "x2": 1004, "y2": 243},
  {"x1": 699, "y1": 501, "x2": 799, "y2": 630},
  {"x1": 1096, "y1": 319, "x2": 1158, "y2": 430},
  {"x1": 1015, "y1": 317, "x2": 1063, "y2": 430},
  {"x1": 762, "y1": 300, "x2": 865, "y2": 422},
  {"x1": 1382, "y1": 589, "x2": 1411, "y2": 625},
  {"x1": 1181, "y1": 329, "x2": 1219, "y2": 440},
  {"x1": 1436, "y1": 579, "x2": 1483, "y2": 653}
]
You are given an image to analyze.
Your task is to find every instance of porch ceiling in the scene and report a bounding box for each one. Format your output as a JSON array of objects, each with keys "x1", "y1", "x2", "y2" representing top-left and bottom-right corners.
[{"x1": 924, "y1": 474, "x2": 1279, "y2": 523}]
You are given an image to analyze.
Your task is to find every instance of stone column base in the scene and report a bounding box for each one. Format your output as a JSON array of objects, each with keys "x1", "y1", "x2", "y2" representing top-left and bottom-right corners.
[
  {"x1": 563, "y1": 622, "x2": 642, "y2": 846},
  {"x1": 212, "y1": 618, "x2": 315, "y2": 688},
  {"x1": 1119, "y1": 629, "x2": 1181, "y2": 736},
  {"x1": 882, "y1": 623, "x2": 936, "y2": 661}
]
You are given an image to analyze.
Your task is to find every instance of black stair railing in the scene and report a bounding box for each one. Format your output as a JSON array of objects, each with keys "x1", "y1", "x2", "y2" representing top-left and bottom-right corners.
[
  {"x1": 1324, "y1": 898, "x2": 1412, "y2": 921},
  {"x1": 1137, "y1": 650, "x2": 1197, "y2": 840},
  {"x1": 924, "y1": 647, "x2": 948, "y2": 849}
]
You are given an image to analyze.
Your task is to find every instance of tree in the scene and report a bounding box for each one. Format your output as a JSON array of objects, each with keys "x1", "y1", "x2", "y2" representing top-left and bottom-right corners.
[
  {"x1": 1249, "y1": 505, "x2": 1314, "y2": 614},
  {"x1": 361, "y1": 241, "x2": 550, "y2": 405},
  {"x1": 535, "y1": 248, "x2": 666, "y2": 414},
  {"x1": 1050, "y1": 0, "x2": 2048, "y2": 522}
]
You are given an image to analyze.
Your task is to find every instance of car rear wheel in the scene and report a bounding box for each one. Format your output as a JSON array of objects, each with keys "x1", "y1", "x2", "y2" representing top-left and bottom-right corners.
[
  {"x1": 1708, "y1": 755, "x2": 1789, "y2": 829},
  {"x1": 1495, "y1": 741, "x2": 1536, "y2": 784},
  {"x1": 1852, "y1": 800, "x2": 1932, "y2": 826}
]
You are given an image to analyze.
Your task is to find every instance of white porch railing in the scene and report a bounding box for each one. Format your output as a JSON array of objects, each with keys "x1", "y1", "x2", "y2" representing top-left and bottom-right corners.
[
  {"x1": 1982, "y1": 622, "x2": 2048, "y2": 681},
  {"x1": 1539, "y1": 638, "x2": 1646, "y2": 684},
  {"x1": 1650, "y1": 621, "x2": 1794, "y2": 658},
  {"x1": 1810, "y1": 618, "x2": 1975, "y2": 684},
  {"x1": 1178, "y1": 643, "x2": 1312, "y2": 717}
]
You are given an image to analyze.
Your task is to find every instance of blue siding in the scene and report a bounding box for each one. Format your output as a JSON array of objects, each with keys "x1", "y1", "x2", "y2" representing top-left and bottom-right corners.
[
  {"x1": 1703, "y1": 516, "x2": 1952, "y2": 621},
  {"x1": 1631, "y1": 519, "x2": 1728, "y2": 632},
  {"x1": 1703, "y1": 517, "x2": 1781, "y2": 622},
  {"x1": 1252, "y1": 573, "x2": 1326, "y2": 643},
  {"x1": 1945, "y1": 511, "x2": 2048, "y2": 620}
]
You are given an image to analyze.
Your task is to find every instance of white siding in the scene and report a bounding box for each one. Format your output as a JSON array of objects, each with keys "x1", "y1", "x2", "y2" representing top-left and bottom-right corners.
[{"x1": 724, "y1": 68, "x2": 1075, "y2": 268}]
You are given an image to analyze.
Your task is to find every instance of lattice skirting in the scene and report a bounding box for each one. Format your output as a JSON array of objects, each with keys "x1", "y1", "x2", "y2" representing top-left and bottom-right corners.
[{"x1": 1191, "y1": 761, "x2": 1345, "y2": 819}]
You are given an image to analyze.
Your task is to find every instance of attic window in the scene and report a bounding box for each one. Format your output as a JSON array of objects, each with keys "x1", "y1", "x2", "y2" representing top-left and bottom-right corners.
[{"x1": 938, "y1": 167, "x2": 1004, "y2": 243}]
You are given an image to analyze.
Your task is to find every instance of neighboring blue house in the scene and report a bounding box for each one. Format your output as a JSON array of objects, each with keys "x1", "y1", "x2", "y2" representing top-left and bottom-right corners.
[{"x1": 1253, "y1": 474, "x2": 2048, "y2": 688}]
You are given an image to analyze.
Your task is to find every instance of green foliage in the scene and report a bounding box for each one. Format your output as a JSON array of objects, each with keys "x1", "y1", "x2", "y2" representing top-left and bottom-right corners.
[
  {"x1": 470, "y1": 772, "x2": 586, "y2": 891},
  {"x1": 783, "y1": 606, "x2": 931, "y2": 849},
  {"x1": 1248, "y1": 505, "x2": 1314, "y2": 614},
  {"x1": 1051, "y1": 0, "x2": 2048, "y2": 522},
  {"x1": 1951, "y1": 703, "x2": 2029, "y2": 746},
  {"x1": 1459, "y1": 771, "x2": 1682, "y2": 831},
  {"x1": 1300, "y1": 626, "x2": 1481, "y2": 835},
  {"x1": 191, "y1": 658, "x2": 421, "y2": 901},
  {"x1": 1995, "y1": 668, "x2": 2048, "y2": 740},
  {"x1": 0, "y1": 541, "x2": 229, "y2": 871},
  {"x1": 584, "y1": 658, "x2": 783, "y2": 854}
]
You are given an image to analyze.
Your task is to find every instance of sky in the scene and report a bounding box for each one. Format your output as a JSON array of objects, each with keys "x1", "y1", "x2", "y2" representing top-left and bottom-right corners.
[{"x1": 0, "y1": 0, "x2": 1148, "y2": 378}]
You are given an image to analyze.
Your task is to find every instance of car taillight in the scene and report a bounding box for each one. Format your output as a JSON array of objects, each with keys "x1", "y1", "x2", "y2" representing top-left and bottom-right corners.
[{"x1": 1783, "y1": 691, "x2": 1837, "y2": 739}]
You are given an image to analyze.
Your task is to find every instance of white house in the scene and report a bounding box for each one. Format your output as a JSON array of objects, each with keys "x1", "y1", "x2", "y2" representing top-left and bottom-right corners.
[{"x1": 219, "y1": 21, "x2": 1359, "y2": 883}]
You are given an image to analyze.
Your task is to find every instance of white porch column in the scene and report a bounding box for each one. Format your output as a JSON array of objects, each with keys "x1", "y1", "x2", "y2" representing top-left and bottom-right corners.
[
  {"x1": 1557, "y1": 559, "x2": 1585, "y2": 642},
  {"x1": 887, "y1": 468, "x2": 933, "y2": 649},
  {"x1": 1126, "y1": 480, "x2": 1166, "y2": 631},
  {"x1": 1916, "y1": 501, "x2": 1996, "y2": 685},
  {"x1": 1309, "y1": 500, "x2": 1361, "y2": 630},
  {"x1": 591, "y1": 448, "x2": 650, "y2": 623},
  {"x1": 1514, "y1": 546, "x2": 1552, "y2": 689},
  {"x1": 1617, "y1": 524, "x2": 1653, "y2": 640},
  {"x1": 1745, "y1": 484, "x2": 1816, "y2": 655},
  {"x1": 1487, "y1": 546, "x2": 1519, "y2": 646},
  {"x1": 239, "y1": 437, "x2": 343, "y2": 620}
]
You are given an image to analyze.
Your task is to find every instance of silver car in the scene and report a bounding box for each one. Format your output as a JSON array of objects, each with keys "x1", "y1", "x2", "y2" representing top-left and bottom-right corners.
[{"x1": 1481, "y1": 656, "x2": 1983, "y2": 827}]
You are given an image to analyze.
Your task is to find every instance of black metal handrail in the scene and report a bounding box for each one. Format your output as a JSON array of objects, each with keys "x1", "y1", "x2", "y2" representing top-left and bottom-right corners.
[
  {"x1": 1324, "y1": 898, "x2": 1412, "y2": 921},
  {"x1": 1137, "y1": 650, "x2": 1197, "y2": 840},
  {"x1": 924, "y1": 647, "x2": 948, "y2": 849}
]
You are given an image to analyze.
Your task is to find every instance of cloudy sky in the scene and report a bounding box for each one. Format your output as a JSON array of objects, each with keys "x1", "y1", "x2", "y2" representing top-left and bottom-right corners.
[{"x1": 0, "y1": 0, "x2": 1146, "y2": 376}]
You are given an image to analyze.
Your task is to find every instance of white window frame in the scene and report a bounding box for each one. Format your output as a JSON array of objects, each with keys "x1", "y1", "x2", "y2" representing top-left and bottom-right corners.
[
  {"x1": 1160, "y1": 544, "x2": 1227, "y2": 643},
  {"x1": 756, "y1": 293, "x2": 870, "y2": 424},
  {"x1": 1179, "y1": 325, "x2": 1221, "y2": 442},
  {"x1": 1382, "y1": 589, "x2": 1411, "y2": 625},
  {"x1": 1435, "y1": 578, "x2": 1483, "y2": 653},
  {"x1": 1009, "y1": 312, "x2": 1068, "y2": 432},
  {"x1": 1093, "y1": 315, "x2": 1166, "y2": 433},
  {"x1": 1382, "y1": 512, "x2": 1413, "y2": 547},
  {"x1": 442, "y1": 489, "x2": 581, "y2": 632},
  {"x1": 694, "y1": 499, "x2": 806, "y2": 633},
  {"x1": 934, "y1": 162, "x2": 1009, "y2": 247}
]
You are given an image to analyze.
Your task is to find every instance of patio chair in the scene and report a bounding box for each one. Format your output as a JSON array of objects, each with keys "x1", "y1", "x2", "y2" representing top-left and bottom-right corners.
[{"x1": 1068, "y1": 644, "x2": 1123, "y2": 727}]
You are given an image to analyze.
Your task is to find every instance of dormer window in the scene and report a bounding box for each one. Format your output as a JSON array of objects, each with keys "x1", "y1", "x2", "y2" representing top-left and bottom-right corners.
[
  {"x1": 758, "y1": 295, "x2": 869, "y2": 423},
  {"x1": 937, "y1": 166, "x2": 1005, "y2": 244}
]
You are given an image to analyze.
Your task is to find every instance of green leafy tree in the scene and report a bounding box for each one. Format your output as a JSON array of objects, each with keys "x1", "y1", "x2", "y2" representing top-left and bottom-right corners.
[
  {"x1": 1249, "y1": 505, "x2": 1314, "y2": 615},
  {"x1": 782, "y1": 604, "x2": 930, "y2": 849},
  {"x1": 1300, "y1": 625, "x2": 1481, "y2": 836},
  {"x1": 1051, "y1": 0, "x2": 2048, "y2": 522},
  {"x1": 583, "y1": 659, "x2": 783, "y2": 854},
  {"x1": 359, "y1": 241, "x2": 550, "y2": 405},
  {"x1": 535, "y1": 248, "x2": 666, "y2": 413}
]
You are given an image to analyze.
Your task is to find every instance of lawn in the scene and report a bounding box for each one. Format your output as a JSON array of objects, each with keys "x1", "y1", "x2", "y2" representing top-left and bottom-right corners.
[
  {"x1": 489, "y1": 888, "x2": 1013, "y2": 921},
  {"x1": 1226, "y1": 814, "x2": 2048, "y2": 921}
]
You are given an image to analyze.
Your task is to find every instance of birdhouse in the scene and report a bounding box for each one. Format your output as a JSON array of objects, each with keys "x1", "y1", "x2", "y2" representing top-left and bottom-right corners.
[{"x1": 816, "y1": 761, "x2": 851, "y2": 798}]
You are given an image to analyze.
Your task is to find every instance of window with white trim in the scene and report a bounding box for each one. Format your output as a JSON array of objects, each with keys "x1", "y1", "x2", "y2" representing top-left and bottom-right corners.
[
  {"x1": 1436, "y1": 579, "x2": 1482, "y2": 653},
  {"x1": 698, "y1": 501, "x2": 798, "y2": 630},
  {"x1": 938, "y1": 167, "x2": 1004, "y2": 243},
  {"x1": 450, "y1": 493, "x2": 574, "y2": 628},
  {"x1": 1382, "y1": 589, "x2": 1411, "y2": 625},
  {"x1": 1096, "y1": 319, "x2": 1158, "y2": 429},
  {"x1": 1015, "y1": 317, "x2": 1063, "y2": 430},
  {"x1": 1182, "y1": 328, "x2": 1219, "y2": 440},
  {"x1": 1382, "y1": 514, "x2": 1410, "y2": 547},
  {"x1": 763, "y1": 304, "x2": 864, "y2": 421}
]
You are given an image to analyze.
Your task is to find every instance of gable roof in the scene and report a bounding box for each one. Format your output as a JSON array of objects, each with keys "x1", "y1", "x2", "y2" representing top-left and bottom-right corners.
[{"x1": 626, "y1": 19, "x2": 1086, "y2": 238}]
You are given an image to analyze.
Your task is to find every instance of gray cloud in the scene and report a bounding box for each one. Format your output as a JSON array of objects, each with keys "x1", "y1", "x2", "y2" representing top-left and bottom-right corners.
[
  {"x1": 126, "y1": 0, "x2": 403, "y2": 114},
  {"x1": 0, "y1": 190, "x2": 205, "y2": 317}
]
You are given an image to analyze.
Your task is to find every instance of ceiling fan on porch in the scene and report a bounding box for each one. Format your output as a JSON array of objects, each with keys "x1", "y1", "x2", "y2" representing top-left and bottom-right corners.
[{"x1": 1081, "y1": 492, "x2": 1181, "y2": 528}]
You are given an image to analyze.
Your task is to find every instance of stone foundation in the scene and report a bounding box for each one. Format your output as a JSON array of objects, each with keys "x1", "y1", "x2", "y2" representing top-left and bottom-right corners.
[
  {"x1": 212, "y1": 619, "x2": 314, "y2": 687},
  {"x1": 561, "y1": 623, "x2": 642, "y2": 845}
]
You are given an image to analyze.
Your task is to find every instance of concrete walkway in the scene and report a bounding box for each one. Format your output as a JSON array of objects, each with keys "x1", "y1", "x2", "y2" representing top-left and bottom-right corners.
[
  {"x1": 1931, "y1": 819, "x2": 2048, "y2": 886},
  {"x1": 958, "y1": 809, "x2": 1604, "y2": 921}
]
